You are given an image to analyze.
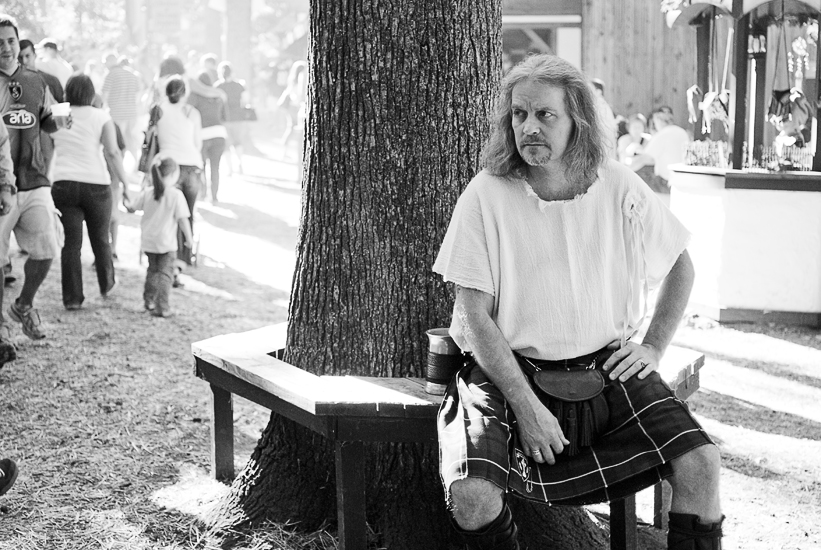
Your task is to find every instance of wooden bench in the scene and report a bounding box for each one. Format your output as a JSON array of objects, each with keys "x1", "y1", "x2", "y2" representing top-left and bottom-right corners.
[{"x1": 192, "y1": 324, "x2": 705, "y2": 550}]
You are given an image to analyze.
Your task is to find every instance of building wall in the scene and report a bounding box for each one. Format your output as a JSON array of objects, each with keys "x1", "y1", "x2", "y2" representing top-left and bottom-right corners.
[
  {"x1": 503, "y1": 0, "x2": 581, "y2": 16},
  {"x1": 582, "y1": 0, "x2": 698, "y2": 127}
]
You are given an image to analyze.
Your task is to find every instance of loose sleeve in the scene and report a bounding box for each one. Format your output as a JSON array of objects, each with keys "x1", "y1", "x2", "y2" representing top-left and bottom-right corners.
[
  {"x1": 632, "y1": 180, "x2": 691, "y2": 288},
  {"x1": 432, "y1": 183, "x2": 496, "y2": 296}
]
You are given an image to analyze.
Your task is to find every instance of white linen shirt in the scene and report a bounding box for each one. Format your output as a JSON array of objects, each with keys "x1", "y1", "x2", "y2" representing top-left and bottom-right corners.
[{"x1": 433, "y1": 160, "x2": 691, "y2": 360}]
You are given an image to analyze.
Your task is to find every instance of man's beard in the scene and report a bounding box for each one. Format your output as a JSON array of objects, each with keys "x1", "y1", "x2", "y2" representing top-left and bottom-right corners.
[{"x1": 520, "y1": 147, "x2": 553, "y2": 167}]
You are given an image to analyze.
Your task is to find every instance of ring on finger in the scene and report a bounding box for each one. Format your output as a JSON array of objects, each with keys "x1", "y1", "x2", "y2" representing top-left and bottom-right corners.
[{"x1": 532, "y1": 449, "x2": 542, "y2": 457}]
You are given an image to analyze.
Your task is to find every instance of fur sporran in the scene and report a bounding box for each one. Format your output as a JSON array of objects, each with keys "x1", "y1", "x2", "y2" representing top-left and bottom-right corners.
[{"x1": 516, "y1": 350, "x2": 613, "y2": 457}]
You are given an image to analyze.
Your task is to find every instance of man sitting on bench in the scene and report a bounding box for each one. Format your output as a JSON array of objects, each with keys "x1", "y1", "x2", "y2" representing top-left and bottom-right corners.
[{"x1": 433, "y1": 54, "x2": 723, "y2": 550}]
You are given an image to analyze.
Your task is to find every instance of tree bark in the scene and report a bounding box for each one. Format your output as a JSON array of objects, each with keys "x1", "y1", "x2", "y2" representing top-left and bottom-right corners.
[{"x1": 206, "y1": 1, "x2": 613, "y2": 548}]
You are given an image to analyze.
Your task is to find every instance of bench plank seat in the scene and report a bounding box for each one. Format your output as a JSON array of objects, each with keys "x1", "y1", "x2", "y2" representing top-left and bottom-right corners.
[{"x1": 193, "y1": 324, "x2": 705, "y2": 550}]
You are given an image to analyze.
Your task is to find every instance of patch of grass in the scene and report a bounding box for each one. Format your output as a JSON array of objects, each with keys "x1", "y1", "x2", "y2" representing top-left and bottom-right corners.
[
  {"x1": 719, "y1": 453, "x2": 782, "y2": 480},
  {"x1": 690, "y1": 391, "x2": 821, "y2": 441}
]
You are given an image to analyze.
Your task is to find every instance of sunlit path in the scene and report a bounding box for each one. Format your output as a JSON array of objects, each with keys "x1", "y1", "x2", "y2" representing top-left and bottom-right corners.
[
  {"x1": 675, "y1": 325, "x2": 821, "y2": 380},
  {"x1": 700, "y1": 358, "x2": 821, "y2": 424}
]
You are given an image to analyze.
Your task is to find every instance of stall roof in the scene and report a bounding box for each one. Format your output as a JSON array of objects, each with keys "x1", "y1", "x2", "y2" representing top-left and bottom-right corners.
[
  {"x1": 667, "y1": 0, "x2": 820, "y2": 27},
  {"x1": 742, "y1": 0, "x2": 821, "y2": 14},
  {"x1": 666, "y1": 0, "x2": 733, "y2": 28}
]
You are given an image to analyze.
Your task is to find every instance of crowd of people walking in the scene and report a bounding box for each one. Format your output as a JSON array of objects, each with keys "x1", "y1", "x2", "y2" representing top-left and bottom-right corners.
[
  {"x1": 0, "y1": 14, "x2": 261, "y2": 495},
  {"x1": 0, "y1": 14, "x2": 256, "y2": 369}
]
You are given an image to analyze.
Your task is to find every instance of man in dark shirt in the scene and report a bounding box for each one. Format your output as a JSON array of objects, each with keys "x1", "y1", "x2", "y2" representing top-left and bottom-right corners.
[
  {"x1": 216, "y1": 62, "x2": 246, "y2": 174},
  {"x1": 17, "y1": 40, "x2": 62, "y2": 102},
  {"x1": 0, "y1": 15, "x2": 67, "y2": 345},
  {"x1": 18, "y1": 39, "x2": 62, "y2": 174},
  {"x1": 7, "y1": 40, "x2": 64, "y2": 286}
]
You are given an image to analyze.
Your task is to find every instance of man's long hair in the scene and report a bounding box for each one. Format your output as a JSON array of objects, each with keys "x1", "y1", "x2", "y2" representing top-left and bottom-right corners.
[{"x1": 482, "y1": 55, "x2": 606, "y2": 185}]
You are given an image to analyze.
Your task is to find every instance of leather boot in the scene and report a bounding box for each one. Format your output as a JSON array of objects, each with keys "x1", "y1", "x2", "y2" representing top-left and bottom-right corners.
[
  {"x1": 667, "y1": 512, "x2": 724, "y2": 550},
  {"x1": 453, "y1": 502, "x2": 520, "y2": 550}
]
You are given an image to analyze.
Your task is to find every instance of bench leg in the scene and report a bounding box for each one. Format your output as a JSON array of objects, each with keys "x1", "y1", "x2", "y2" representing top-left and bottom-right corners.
[
  {"x1": 610, "y1": 495, "x2": 638, "y2": 550},
  {"x1": 653, "y1": 480, "x2": 673, "y2": 530},
  {"x1": 210, "y1": 384, "x2": 234, "y2": 482},
  {"x1": 335, "y1": 440, "x2": 366, "y2": 550}
]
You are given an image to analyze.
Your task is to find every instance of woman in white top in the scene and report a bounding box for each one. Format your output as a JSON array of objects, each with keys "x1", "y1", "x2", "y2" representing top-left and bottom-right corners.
[
  {"x1": 51, "y1": 74, "x2": 131, "y2": 310},
  {"x1": 155, "y1": 76, "x2": 202, "y2": 274}
]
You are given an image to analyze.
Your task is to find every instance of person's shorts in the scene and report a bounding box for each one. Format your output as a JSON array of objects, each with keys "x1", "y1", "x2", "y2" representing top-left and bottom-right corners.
[
  {"x1": 225, "y1": 121, "x2": 246, "y2": 147},
  {"x1": 0, "y1": 187, "x2": 61, "y2": 262}
]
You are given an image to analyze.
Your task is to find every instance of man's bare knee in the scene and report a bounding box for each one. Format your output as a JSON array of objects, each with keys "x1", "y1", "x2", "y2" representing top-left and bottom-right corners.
[
  {"x1": 450, "y1": 478, "x2": 504, "y2": 531},
  {"x1": 671, "y1": 444, "x2": 720, "y2": 488},
  {"x1": 669, "y1": 444, "x2": 722, "y2": 520}
]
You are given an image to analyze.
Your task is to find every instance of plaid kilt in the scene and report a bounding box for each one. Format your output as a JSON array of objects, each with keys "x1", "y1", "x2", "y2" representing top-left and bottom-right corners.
[{"x1": 438, "y1": 355, "x2": 713, "y2": 506}]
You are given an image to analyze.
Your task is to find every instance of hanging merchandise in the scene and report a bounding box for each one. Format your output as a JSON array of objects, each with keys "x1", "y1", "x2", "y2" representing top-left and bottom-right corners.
[
  {"x1": 691, "y1": 12, "x2": 731, "y2": 140},
  {"x1": 768, "y1": 6, "x2": 793, "y2": 125},
  {"x1": 766, "y1": 3, "x2": 815, "y2": 150}
]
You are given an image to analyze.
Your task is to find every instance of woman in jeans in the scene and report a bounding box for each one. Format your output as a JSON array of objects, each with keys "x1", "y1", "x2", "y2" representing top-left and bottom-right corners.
[
  {"x1": 155, "y1": 76, "x2": 203, "y2": 281},
  {"x1": 187, "y1": 72, "x2": 227, "y2": 203},
  {"x1": 51, "y1": 74, "x2": 130, "y2": 309}
]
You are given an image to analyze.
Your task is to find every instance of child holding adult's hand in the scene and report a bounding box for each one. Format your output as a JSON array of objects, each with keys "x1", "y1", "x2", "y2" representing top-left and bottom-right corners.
[{"x1": 125, "y1": 155, "x2": 192, "y2": 317}]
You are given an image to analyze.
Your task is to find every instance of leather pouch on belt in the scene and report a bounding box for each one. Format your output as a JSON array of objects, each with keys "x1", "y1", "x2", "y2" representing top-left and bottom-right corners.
[{"x1": 530, "y1": 369, "x2": 610, "y2": 457}]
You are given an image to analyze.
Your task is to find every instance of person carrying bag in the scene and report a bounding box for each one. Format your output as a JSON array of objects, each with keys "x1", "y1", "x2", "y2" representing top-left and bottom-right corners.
[{"x1": 138, "y1": 104, "x2": 162, "y2": 173}]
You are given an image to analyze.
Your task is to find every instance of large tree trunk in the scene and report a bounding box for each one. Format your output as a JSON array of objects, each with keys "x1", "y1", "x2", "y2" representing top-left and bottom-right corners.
[{"x1": 205, "y1": 1, "x2": 613, "y2": 548}]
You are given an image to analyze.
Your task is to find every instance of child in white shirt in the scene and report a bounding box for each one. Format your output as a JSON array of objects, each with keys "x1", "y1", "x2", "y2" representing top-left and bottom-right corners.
[{"x1": 125, "y1": 155, "x2": 192, "y2": 317}]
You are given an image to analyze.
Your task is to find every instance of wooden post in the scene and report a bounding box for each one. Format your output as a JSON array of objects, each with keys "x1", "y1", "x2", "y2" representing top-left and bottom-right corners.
[
  {"x1": 694, "y1": 21, "x2": 711, "y2": 141},
  {"x1": 752, "y1": 52, "x2": 767, "y2": 160},
  {"x1": 335, "y1": 440, "x2": 367, "y2": 550},
  {"x1": 813, "y1": 25, "x2": 821, "y2": 172},
  {"x1": 653, "y1": 480, "x2": 673, "y2": 530},
  {"x1": 732, "y1": 15, "x2": 750, "y2": 169},
  {"x1": 210, "y1": 384, "x2": 234, "y2": 482},
  {"x1": 610, "y1": 496, "x2": 638, "y2": 550}
]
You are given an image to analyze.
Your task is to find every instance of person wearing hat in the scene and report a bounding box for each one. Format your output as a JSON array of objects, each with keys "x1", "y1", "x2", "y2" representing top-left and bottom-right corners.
[{"x1": 36, "y1": 38, "x2": 72, "y2": 88}]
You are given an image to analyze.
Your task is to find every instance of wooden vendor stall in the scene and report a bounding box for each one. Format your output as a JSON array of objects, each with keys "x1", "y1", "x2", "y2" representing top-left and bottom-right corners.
[{"x1": 664, "y1": 0, "x2": 821, "y2": 326}]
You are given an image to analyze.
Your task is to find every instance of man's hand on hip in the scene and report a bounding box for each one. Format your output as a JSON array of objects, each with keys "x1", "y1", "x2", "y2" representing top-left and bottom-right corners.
[{"x1": 602, "y1": 341, "x2": 662, "y2": 383}]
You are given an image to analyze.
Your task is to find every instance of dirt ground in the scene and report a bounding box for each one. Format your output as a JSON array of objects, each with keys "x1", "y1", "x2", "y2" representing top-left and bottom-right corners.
[{"x1": 0, "y1": 126, "x2": 819, "y2": 549}]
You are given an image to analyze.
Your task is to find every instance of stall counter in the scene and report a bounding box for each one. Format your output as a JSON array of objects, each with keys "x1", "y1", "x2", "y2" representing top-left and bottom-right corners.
[{"x1": 669, "y1": 164, "x2": 821, "y2": 326}]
